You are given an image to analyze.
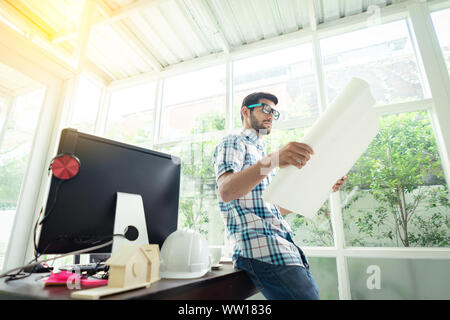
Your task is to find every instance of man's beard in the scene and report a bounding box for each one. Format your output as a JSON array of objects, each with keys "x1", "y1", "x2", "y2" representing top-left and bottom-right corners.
[{"x1": 250, "y1": 112, "x2": 272, "y2": 135}]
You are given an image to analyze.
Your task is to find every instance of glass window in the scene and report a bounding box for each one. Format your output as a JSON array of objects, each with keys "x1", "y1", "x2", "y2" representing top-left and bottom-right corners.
[
  {"x1": 105, "y1": 82, "x2": 156, "y2": 147},
  {"x1": 156, "y1": 138, "x2": 224, "y2": 246},
  {"x1": 307, "y1": 257, "x2": 339, "y2": 299},
  {"x1": 0, "y1": 96, "x2": 7, "y2": 133},
  {"x1": 348, "y1": 258, "x2": 450, "y2": 299},
  {"x1": 431, "y1": 8, "x2": 450, "y2": 77},
  {"x1": 0, "y1": 87, "x2": 46, "y2": 268},
  {"x1": 247, "y1": 257, "x2": 339, "y2": 300},
  {"x1": 264, "y1": 127, "x2": 334, "y2": 247},
  {"x1": 233, "y1": 43, "x2": 319, "y2": 127},
  {"x1": 341, "y1": 111, "x2": 450, "y2": 247},
  {"x1": 321, "y1": 20, "x2": 427, "y2": 105},
  {"x1": 69, "y1": 76, "x2": 102, "y2": 134},
  {"x1": 160, "y1": 65, "x2": 226, "y2": 140}
]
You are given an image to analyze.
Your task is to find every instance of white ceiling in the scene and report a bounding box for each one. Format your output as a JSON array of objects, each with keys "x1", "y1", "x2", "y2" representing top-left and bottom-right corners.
[{"x1": 0, "y1": 0, "x2": 426, "y2": 87}]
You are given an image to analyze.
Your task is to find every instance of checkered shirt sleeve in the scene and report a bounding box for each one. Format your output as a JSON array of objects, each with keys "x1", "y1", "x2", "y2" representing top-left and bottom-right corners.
[{"x1": 213, "y1": 134, "x2": 246, "y2": 181}]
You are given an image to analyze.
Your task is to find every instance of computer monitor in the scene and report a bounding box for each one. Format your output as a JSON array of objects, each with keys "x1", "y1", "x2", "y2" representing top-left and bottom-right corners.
[{"x1": 37, "y1": 128, "x2": 181, "y2": 254}]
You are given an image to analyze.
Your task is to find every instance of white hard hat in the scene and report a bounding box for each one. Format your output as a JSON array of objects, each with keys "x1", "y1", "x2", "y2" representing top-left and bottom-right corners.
[{"x1": 159, "y1": 228, "x2": 211, "y2": 279}]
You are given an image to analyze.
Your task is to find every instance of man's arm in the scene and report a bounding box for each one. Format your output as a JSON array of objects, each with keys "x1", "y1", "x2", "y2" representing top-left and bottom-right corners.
[
  {"x1": 217, "y1": 142, "x2": 315, "y2": 203},
  {"x1": 217, "y1": 159, "x2": 268, "y2": 203}
]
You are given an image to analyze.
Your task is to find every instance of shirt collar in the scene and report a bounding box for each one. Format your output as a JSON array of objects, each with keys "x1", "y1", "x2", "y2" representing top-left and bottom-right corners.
[{"x1": 241, "y1": 128, "x2": 266, "y2": 148}]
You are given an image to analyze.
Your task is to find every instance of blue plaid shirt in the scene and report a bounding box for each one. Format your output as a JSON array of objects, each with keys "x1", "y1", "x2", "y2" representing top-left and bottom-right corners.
[{"x1": 213, "y1": 129, "x2": 305, "y2": 267}]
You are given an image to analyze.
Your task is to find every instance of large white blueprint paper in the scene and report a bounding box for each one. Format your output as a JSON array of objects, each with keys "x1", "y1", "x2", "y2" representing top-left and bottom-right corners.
[{"x1": 262, "y1": 78, "x2": 380, "y2": 219}]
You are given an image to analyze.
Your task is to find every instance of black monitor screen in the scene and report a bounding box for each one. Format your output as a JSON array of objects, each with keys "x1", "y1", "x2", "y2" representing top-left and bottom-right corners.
[{"x1": 37, "y1": 128, "x2": 180, "y2": 254}]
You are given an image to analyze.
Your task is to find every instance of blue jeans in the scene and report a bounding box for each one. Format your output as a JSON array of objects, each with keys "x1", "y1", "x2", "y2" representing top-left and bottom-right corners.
[{"x1": 235, "y1": 255, "x2": 320, "y2": 300}]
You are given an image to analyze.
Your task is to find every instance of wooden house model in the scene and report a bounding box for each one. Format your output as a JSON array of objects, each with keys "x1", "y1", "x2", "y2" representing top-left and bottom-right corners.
[{"x1": 106, "y1": 243, "x2": 160, "y2": 288}]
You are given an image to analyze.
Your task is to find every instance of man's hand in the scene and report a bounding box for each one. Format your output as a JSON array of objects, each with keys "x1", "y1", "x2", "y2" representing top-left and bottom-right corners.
[
  {"x1": 262, "y1": 142, "x2": 314, "y2": 171},
  {"x1": 279, "y1": 142, "x2": 314, "y2": 169},
  {"x1": 332, "y1": 176, "x2": 347, "y2": 192}
]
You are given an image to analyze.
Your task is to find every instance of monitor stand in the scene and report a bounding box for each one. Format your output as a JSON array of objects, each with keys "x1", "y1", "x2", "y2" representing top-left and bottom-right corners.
[{"x1": 112, "y1": 192, "x2": 149, "y2": 253}]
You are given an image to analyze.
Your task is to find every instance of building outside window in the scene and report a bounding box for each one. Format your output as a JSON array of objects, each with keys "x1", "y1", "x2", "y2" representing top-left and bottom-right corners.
[
  {"x1": 321, "y1": 19, "x2": 428, "y2": 105},
  {"x1": 105, "y1": 82, "x2": 157, "y2": 148}
]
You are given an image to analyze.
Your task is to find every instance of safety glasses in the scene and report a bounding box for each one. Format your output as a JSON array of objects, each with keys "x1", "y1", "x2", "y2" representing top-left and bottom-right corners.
[{"x1": 246, "y1": 103, "x2": 280, "y2": 120}]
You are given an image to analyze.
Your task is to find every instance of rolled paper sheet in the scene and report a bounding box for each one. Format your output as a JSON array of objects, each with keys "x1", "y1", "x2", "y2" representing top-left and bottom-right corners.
[{"x1": 262, "y1": 78, "x2": 380, "y2": 219}]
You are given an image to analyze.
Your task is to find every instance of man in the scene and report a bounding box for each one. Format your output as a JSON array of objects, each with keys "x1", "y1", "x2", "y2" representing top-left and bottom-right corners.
[{"x1": 212, "y1": 92, "x2": 346, "y2": 300}]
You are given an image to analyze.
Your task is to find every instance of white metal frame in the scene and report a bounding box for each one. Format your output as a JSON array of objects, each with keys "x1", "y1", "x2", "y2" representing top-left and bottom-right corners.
[
  {"x1": 0, "y1": 26, "x2": 70, "y2": 270},
  {"x1": 408, "y1": 2, "x2": 450, "y2": 192},
  {"x1": 0, "y1": 94, "x2": 14, "y2": 149}
]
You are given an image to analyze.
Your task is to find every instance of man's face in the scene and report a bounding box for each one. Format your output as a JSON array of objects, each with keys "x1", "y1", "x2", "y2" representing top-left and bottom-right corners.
[{"x1": 246, "y1": 98, "x2": 275, "y2": 135}]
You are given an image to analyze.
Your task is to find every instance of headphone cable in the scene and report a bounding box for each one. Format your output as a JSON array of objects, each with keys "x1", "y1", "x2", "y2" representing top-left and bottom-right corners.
[
  {"x1": 39, "y1": 179, "x2": 64, "y2": 226},
  {"x1": 0, "y1": 234, "x2": 127, "y2": 281}
]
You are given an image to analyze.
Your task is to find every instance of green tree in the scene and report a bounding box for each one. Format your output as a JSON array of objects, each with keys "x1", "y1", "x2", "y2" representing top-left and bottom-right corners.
[
  {"x1": 164, "y1": 112, "x2": 225, "y2": 236},
  {"x1": 290, "y1": 203, "x2": 334, "y2": 246},
  {"x1": 342, "y1": 111, "x2": 450, "y2": 247},
  {"x1": 0, "y1": 151, "x2": 28, "y2": 210}
]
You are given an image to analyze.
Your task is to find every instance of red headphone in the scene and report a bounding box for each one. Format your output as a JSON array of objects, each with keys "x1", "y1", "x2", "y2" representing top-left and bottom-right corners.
[
  {"x1": 48, "y1": 153, "x2": 80, "y2": 180},
  {"x1": 40, "y1": 153, "x2": 81, "y2": 226}
]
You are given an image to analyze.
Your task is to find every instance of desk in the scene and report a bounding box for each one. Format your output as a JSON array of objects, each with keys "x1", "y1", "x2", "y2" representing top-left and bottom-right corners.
[{"x1": 0, "y1": 263, "x2": 257, "y2": 300}]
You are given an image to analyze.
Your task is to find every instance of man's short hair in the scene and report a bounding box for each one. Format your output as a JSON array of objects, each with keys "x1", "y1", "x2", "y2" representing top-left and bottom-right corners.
[{"x1": 240, "y1": 92, "x2": 278, "y2": 123}]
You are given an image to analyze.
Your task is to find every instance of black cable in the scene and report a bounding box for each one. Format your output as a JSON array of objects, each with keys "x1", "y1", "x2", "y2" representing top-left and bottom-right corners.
[
  {"x1": 1, "y1": 233, "x2": 127, "y2": 282},
  {"x1": 39, "y1": 179, "x2": 64, "y2": 226},
  {"x1": 33, "y1": 206, "x2": 44, "y2": 261}
]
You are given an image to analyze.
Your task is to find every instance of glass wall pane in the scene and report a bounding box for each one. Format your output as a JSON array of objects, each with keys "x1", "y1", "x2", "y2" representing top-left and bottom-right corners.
[
  {"x1": 341, "y1": 111, "x2": 450, "y2": 247},
  {"x1": 105, "y1": 82, "x2": 156, "y2": 147},
  {"x1": 69, "y1": 76, "x2": 102, "y2": 134},
  {"x1": 156, "y1": 138, "x2": 224, "y2": 246},
  {"x1": 264, "y1": 127, "x2": 334, "y2": 247},
  {"x1": 247, "y1": 257, "x2": 339, "y2": 300},
  {"x1": 0, "y1": 96, "x2": 6, "y2": 130},
  {"x1": 0, "y1": 87, "x2": 46, "y2": 269},
  {"x1": 308, "y1": 257, "x2": 339, "y2": 300},
  {"x1": 160, "y1": 65, "x2": 226, "y2": 140},
  {"x1": 431, "y1": 8, "x2": 450, "y2": 77},
  {"x1": 348, "y1": 258, "x2": 450, "y2": 299},
  {"x1": 321, "y1": 19, "x2": 426, "y2": 105},
  {"x1": 233, "y1": 43, "x2": 319, "y2": 127}
]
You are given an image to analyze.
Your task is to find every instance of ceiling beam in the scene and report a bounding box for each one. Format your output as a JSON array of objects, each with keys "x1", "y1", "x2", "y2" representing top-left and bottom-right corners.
[
  {"x1": 173, "y1": 0, "x2": 213, "y2": 54},
  {"x1": 155, "y1": 5, "x2": 197, "y2": 59},
  {"x1": 95, "y1": 0, "x2": 163, "y2": 72},
  {"x1": 308, "y1": 0, "x2": 318, "y2": 31},
  {"x1": 73, "y1": 0, "x2": 96, "y2": 71},
  {"x1": 52, "y1": 0, "x2": 168, "y2": 43},
  {"x1": 196, "y1": 0, "x2": 231, "y2": 54},
  {"x1": 0, "y1": 0, "x2": 50, "y2": 40},
  {"x1": 0, "y1": 0, "x2": 78, "y2": 71},
  {"x1": 0, "y1": 22, "x2": 75, "y2": 80},
  {"x1": 82, "y1": 56, "x2": 115, "y2": 84},
  {"x1": 4, "y1": 0, "x2": 55, "y2": 35},
  {"x1": 95, "y1": 0, "x2": 114, "y2": 18},
  {"x1": 98, "y1": 0, "x2": 167, "y2": 23},
  {"x1": 111, "y1": 20, "x2": 163, "y2": 72}
]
